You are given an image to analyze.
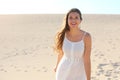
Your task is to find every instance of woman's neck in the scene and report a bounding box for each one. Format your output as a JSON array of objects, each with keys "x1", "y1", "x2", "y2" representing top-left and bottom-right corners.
[{"x1": 69, "y1": 28, "x2": 81, "y2": 36}]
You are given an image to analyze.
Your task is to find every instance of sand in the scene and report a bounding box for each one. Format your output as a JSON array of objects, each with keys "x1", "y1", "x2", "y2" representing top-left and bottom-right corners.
[{"x1": 0, "y1": 14, "x2": 120, "y2": 80}]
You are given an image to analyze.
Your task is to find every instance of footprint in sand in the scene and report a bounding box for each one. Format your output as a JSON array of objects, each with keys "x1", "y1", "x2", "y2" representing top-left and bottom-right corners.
[
  {"x1": 100, "y1": 54, "x2": 104, "y2": 56},
  {"x1": 111, "y1": 62, "x2": 120, "y2": 68},
  {"x1": 108, "y1": 40, "x2": 112, "y2": 44},
  {"x1": 97, "y1": 63, "x2": 109, "y2": 69},
  {"x1": 113, "y1": 75, "x2": 118, "y2": 79},
  {"x1": 16, "y1": 69, "x2": 21, "y2": 72},
  {"x1": 105, "y1": 71, "x2": 112, "y2": 77},
  {"x1": 24, "y1": 70, "x2": 28, "y2": 72},
  {"x1": 115, "y1": 38, "x2": 119, "y2": 41},
  {"x1": 107, "y1": 49, "x2": 110, "y2": 52},
  {"x1": 0, "y1": 68, "x2": 7, "y2": 72},
  {"x1": 0, "y1": 69, "x2": 4, "y2": 71},
  {"x1": 42, "y1": 66, "x2": 48, "y2": 72},
  {"x1": 37, "y1": 69, "x2": 41, "y2": 72},
  {"x1": 103, "y1": 58, "x2": 107, "y2": 61},
  {"x1": 99, "y1": 69, "x2": 104, "y2": 74},
  {"x1": 91, "y1": 76, "x2": 97, "y2": 80},
  {"x1": 107, "y1": 78, "x2": 112, "y2": 80},
  {"x1": 96, "y1": 72, "x2": 100, "y2": 76}
]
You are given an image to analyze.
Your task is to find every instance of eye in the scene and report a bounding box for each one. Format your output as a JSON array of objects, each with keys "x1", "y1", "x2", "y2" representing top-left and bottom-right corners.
[
  {"x1": 69, "y1": 16, "x2": 73, "y2": 19},
  {"x1": 75, "y1": 16, "x2": 79, "y2": 19}
]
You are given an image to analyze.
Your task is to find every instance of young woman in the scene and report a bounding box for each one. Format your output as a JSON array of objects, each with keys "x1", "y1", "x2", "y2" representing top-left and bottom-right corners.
[{"x1": 54, "y1": 8, "x2": 92, "y2": 80}]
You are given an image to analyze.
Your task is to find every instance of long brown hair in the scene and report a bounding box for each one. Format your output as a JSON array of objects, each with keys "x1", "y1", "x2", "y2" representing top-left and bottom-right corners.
[{"x1": 54, "y1": 8, "x2": 82, "y2": 53}]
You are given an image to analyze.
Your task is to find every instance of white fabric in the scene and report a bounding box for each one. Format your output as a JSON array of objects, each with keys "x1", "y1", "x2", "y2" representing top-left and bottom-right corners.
[{"x1": 56, "y1": 32, "x2": 87, "y2": 80}]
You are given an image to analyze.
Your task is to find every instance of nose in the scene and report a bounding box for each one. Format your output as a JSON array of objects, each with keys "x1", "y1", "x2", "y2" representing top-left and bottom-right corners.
[{"x1": 71, "y1": 18, "x2": 76, "y2": 22}]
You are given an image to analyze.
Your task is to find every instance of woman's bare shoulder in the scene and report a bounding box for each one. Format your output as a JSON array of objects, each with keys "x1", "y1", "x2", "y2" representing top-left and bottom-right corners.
[{"x1": 83, "y1": 31, "x2": 91, "y2": 41}]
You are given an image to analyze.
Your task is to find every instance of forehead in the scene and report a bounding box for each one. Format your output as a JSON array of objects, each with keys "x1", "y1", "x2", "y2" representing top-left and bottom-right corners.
[{"x1": 68, "y1": 12, "x2": 80, "y2": 17}]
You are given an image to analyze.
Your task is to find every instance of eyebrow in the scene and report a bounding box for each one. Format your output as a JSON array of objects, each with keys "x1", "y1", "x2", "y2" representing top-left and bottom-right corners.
[{"x1": 68, "y1": 15, "x2": 79, "y2": 18}]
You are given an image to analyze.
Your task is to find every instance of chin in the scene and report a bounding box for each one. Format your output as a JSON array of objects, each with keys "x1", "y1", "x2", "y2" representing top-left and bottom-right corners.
[{"x1": 70, "y1": 26, "x2": 77, "y2": 28}]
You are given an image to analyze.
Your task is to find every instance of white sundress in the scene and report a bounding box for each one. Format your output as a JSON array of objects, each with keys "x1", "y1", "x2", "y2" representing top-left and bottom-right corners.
[{"x1": 56, "y1": 32, "x2": 87, "y2": 80}]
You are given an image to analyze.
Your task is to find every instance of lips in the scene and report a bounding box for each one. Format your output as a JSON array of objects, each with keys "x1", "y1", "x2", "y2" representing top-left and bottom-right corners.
[{"x1": 71, "y1": 23, "x2": 77, "y2": 26}]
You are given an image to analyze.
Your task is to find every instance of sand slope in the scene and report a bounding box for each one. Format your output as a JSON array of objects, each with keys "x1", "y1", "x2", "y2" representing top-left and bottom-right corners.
[{"x1": 0, "y1": 14, "x2": 120, "y2": 80}]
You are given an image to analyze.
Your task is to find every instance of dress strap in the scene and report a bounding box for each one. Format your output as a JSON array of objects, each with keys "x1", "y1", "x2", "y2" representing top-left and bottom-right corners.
[{"x1": 82, "y1": 32, "x2": 86, "y2": 40}]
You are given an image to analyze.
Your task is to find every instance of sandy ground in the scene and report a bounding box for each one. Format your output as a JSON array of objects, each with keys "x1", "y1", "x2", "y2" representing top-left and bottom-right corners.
[{"x1": 0, "y1": 14, "x2": 120, "y2": 80}]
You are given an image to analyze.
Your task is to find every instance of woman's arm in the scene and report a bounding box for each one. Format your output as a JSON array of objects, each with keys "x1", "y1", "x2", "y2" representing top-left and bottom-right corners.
[
  {"x1": 84, "y1": 33, "x2": 92, "y2": 80},
  {"x1": 54, "y1": 50, "x2": 64, "y2": 72}
]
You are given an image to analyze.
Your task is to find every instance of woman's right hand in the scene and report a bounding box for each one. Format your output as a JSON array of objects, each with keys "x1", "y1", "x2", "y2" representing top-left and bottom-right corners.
[{"x1": 54, "y1": 67, "x2": 57, "y2": 72}]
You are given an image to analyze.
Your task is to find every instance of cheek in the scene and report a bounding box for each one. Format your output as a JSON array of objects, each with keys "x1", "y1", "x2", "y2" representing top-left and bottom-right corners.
[
  {"x1": 76, "y1": 19, "x2": 81, "y2": 24},
  {"x1": 68, "y1": 19, "x2": 71, "y2": 25},
  {"x1": 68, "y1": 19, "x2": 71, "y2": 23},
  {"x1": 78, "y1": 20, "x2": 81, "y2": 24}
]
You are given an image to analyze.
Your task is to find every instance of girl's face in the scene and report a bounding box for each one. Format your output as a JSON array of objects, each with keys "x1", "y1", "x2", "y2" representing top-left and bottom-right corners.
[{"x1": 68, "y1": 12, "x2": 81, "y2": 29}]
